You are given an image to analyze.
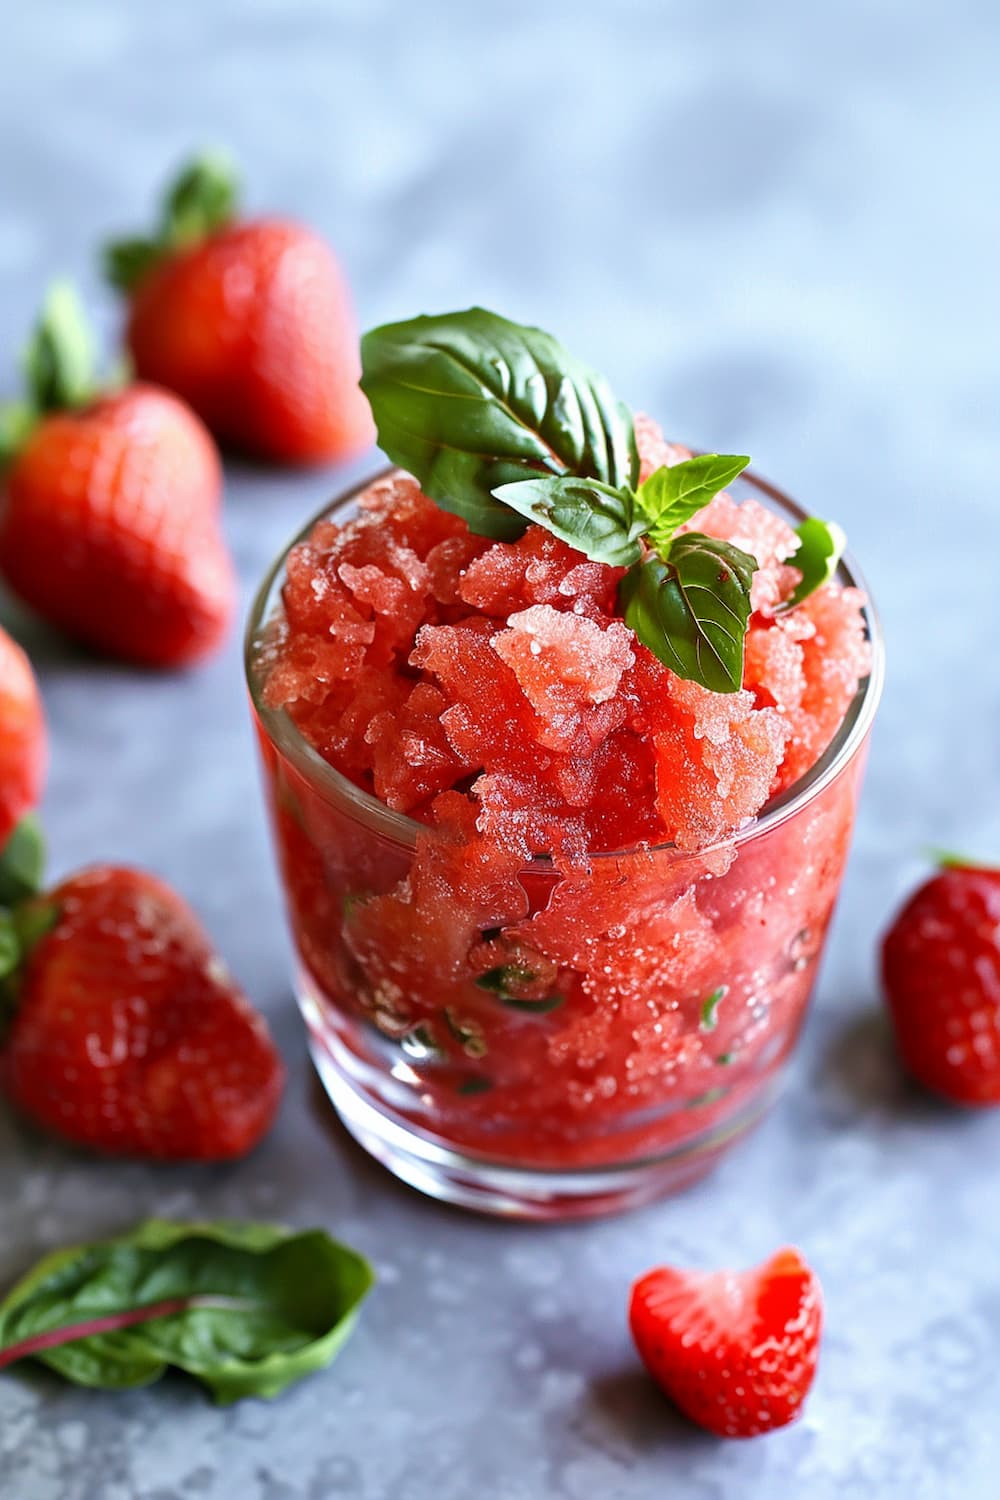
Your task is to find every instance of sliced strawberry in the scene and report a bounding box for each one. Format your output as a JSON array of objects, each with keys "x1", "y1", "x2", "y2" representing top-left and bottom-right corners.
[{"x1": 629, "y1": 1246, "x2": 822, "y2": 1437}]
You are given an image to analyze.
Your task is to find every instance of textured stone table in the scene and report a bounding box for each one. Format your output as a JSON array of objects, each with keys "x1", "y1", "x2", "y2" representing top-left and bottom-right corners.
[{"x1": 2, "y1": 2, "x2": 999, "y2": 1496}]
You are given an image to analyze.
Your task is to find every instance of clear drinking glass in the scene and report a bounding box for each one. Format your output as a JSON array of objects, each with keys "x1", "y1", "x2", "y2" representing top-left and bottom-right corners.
[{"x1": 245, "y1": 468, "x2": 884, "y2": 1220}]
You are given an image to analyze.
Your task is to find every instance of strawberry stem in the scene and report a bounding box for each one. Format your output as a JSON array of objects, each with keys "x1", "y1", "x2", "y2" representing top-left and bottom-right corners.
[
  {"x1": 23, "y1": 282, "x2": 99, "y2": 415},
  {"x1": 104, "y1": 150, "x2": 239, "y2": 294},
  {"x1": 929, "y1": 847, "x2": 998, "y2": 873}
]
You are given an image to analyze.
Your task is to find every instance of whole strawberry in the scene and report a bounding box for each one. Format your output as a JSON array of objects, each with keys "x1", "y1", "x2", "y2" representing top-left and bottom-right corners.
[
  {"x1": 882, "y1": 860, "x2": 1000, "y2": 1105},
  {"x1": 0, "y1": 285, "x2": 235, "y2": 669},
  {"x1": 0, "y1": 627, "x2": 47, "y2": 851},
  {"x1": 105, "y1": 153, "x2": 374, "y2": 466},
  {"x1": 629, "y1": 1246, "x2": 823, "y2": 1438},
  {"x1": 1, "y1": 863, "x2": 284, "y2": 1160}
]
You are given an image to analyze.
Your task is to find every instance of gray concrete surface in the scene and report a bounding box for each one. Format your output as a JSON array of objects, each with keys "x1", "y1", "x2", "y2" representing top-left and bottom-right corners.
[{"x1": 1, "y1": 1, "x2": 999, "y2": 1495}]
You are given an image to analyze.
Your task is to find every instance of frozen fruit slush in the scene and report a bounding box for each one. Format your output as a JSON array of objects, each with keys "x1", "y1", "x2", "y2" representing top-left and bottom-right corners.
[{"x1": 248, "y1": 307, "x2": 879, "y2": 1211}]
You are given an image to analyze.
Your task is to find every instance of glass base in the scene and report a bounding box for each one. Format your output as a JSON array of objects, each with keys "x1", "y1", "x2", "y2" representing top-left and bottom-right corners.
[{"x1": 307, "y1": 1035, "x2": 777, "y2": 1221}]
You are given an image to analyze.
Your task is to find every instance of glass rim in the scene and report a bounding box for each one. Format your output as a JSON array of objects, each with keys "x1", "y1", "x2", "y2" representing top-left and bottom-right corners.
[{"x1": 245, "y1": 463, "x2": 885, "y2": 864}]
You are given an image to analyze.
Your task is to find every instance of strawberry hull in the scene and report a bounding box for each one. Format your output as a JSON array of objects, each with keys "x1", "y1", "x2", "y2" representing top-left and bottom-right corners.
[{"x1": 247, "y1": 458, "x2": 882, "y2": 1217}]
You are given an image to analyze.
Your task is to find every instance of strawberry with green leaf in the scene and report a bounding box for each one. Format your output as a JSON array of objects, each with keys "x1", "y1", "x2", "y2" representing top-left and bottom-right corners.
[
  {"x1": 0, "y1": 285, "x2": 234, "y2": 669},
  {"x1": 105, "y1": 152, "x2": 374, "y2": 466}
]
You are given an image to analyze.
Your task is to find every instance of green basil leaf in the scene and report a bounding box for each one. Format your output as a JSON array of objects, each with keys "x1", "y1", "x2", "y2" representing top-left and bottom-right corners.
[
  {"x1": 0, "y1": 1219, "x2": 373, "y2": 1405},
  {"x1": 782, "y1": 518, "x2": 846, "y2": 610},
  {"x1": 491, "y1": 476, "x2": 644, "y2": 566},
  {"x1": 0, "y1": 815, "x2": 46, "y2": 905},
  {"x1": 637, "y1": 454, "x2": 750, "y2": 548},
  {"x1": 621, "y1": 534, "x2": 757, "y2": 694},
  {"x1": 360, "y1": 308, "x2": 638, "y2": 539}
]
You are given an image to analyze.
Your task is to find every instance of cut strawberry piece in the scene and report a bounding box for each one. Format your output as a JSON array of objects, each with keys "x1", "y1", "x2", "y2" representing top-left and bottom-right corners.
[
  {"x1": 882, "y1": 863, "x2": 1000, "y2": 1105},
  {"x1": 629, "y1": 1246, "x2": 823, "y2": 1437}
]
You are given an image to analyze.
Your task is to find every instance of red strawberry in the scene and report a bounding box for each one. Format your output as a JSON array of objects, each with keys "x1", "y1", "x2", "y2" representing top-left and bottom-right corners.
[
  {"x1": 1, "y1": 865, "x2": 284, "y2": 1160},
  {"x1": 0, "y1": 628, "x2": 47, "y2": 850},
  {"x1": 629, "y1": 1247, "x2": 822, "y2": 1438},
  {"x1": 0, "y1": 285, "x2": 234, "y2": 669},
  {"x1": 106, "y1": 153, "x2": 374, "y2": 466},
  {"x1": 882, "y1": 861, "x2": 1000, "y2": 1105}
]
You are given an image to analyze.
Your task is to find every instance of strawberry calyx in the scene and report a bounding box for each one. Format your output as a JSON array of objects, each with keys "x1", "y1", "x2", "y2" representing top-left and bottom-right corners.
[
  {"x1": 104, "y1": 151, "x2": 240, "y2": 294},
  {"x1": 0, "y1": 284, "x2": 104, "y2": 464},
  {"x1": 0, "y1": 817, "x2": 55, "y2": 1036},
  {"x1": 0, "y1": 815, "x2": 46, "y2": 907},
  {"x1": 930, "y1": 848, "x2": 999, "y2": 874}
]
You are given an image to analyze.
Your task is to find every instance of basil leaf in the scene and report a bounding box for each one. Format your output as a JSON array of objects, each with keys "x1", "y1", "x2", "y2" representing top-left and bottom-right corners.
[
  {"x1": 360, "y1": 308, "x2": 638, "y2": 539},
  {"x1": 621, "y1": 535, "x2": 757, "y2": 694},
  {"x1": 0, "y1": 1219, "x2": 373, "y2": 1405},
  {"x1": 637, "y1": 454, "x2": 750, "y2": 548},
  {"x1": 491, "y1": 476, "x2": 644, "y2": 566},
  {"x1": 0, "y1": 815, "x2": 46, "y2": 905},
  {"x1": 782, "y1": 518, "x2": 846, "y2": 610}
]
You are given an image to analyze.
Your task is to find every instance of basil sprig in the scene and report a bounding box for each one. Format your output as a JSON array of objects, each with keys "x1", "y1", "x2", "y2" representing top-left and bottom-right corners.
[
  {"x1": 0, "y1": 1219, "x2": 373, "y2": 1404},
  {"x1": 360, "y1": 307, "x2": 637, "y2": 540},
  {"x1": 361, "y1": 308, "x2": 842, "y2": 691}
]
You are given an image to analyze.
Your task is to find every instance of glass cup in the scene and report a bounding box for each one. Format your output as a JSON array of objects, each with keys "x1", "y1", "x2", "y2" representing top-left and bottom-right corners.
[{"x1": 246, "y1": 468, "x2": 884, "y2": 1220}]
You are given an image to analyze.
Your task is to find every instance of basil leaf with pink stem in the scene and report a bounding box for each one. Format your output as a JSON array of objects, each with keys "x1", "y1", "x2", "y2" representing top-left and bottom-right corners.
[
  {"x1": 780, "y1": 518, "x2": 846, "y2": 611},
  {"x1": 360, "y1": 307, "x2": 638, "y2": 540},
  {"x1": 491, "y1": 475, "x2": 646, "y2": 566},
  {"x1": 637, "y1": 454, "x2": 750, "y2": 550},
  {"x1": 0, "y1": 1219, "x2": 373, "y2": 1404},
  {"x1": 621, "y1": 534, "x2": 758, "y2": 694}
]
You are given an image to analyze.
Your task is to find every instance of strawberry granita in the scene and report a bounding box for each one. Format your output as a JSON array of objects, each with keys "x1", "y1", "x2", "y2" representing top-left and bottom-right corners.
[{"x1": 248, "y1": 418, "x2": 881, "y2": 1217}]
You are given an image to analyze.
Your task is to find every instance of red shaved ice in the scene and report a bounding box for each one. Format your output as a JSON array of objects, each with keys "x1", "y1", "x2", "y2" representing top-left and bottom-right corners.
[{"x1": 254, "y1": 416, "x2": 875, "y2": 1179}]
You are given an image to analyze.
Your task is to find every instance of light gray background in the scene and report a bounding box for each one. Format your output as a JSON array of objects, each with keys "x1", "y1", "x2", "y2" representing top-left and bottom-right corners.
[{"x1": 2, "y1": 2, "x2": 999, "y2": 1496}]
